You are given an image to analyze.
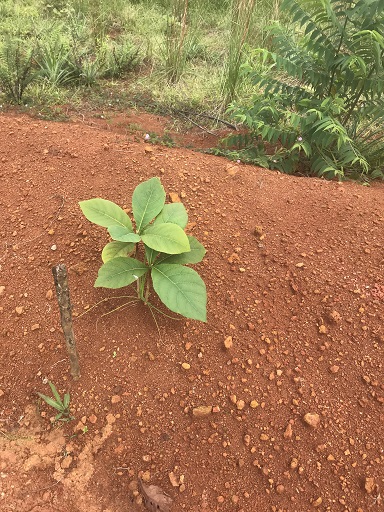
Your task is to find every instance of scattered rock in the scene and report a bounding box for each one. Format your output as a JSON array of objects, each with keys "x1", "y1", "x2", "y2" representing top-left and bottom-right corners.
[
  {"x1": 226, "y1": 163, "x2": 239, "y2": 176},
  {"x1": 61, "y1": 455, "x2": 73, "y2": 469},
  {"x1": 260, "y1": 433, "x2": 269, "y2": 441},
  {"x1": 312, "y1": 496, "x2": 322, "y2": 507},
  {"x1": 276, "y1": 484, "x2": 285, "y2": 494},
  {"x1": 250, "y1": 400, "x2": 259, "y2": 408},
  {"x1": 181, "y1": 362, "x2": 190, "y2": 370},
  {"x1": 284, "y1": 423, "x2": 293, "y2": 439},
  {"x1": 192, "y1": 406, "x2": 212, "y2": 418},
  {"x1": 169, "y1": 192, "x2": 181, "y2": 203},
  {"x1": 0, "y1": 286, "x2": 5, "y2": 296},
  {"x1": 303, "y1": 413, "x2": 320, "y2": 428},
  {"x1": 236, "y1": 400, "x2": 245, "y2": 410},
  {"x1": 330, "y1": 365, "x2": 340, "y2": 373},
  {"x1": 224, "y1": 336, "x2": 233, "y2": 349},
  {"x1": 328, "y1": 310, "x2": 342, "y2": 323},
  {"x1": 111, "y1": 395, "x2": 121, "y2": 404},
  {"x1": 51, "y1": 244, "x2": 57, "y2": 251},
  {"x1": 15, "y1": 306, "x2": 24, "y2": 315},
  {"x1": 365, "y1": 477, "x2": 375, "y2": 494},
  {"x1": 318, "y1": 324, "x2": 327, "y2": 334},
  {"x1": 46, "y1": 289, "x2": 53, "y2": 300},
  {"x1": 31, "y1": 324, "x2": 40, "y2": 331},
  {"x1": 254, "y1": 225, "x2": 263, "y2": 237},
  {"x1": 88, "y1": 414, "x2": 97, "y2": 424}
]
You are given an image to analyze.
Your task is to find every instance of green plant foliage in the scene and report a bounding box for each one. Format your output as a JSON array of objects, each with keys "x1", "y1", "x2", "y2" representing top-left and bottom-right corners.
[
  {"x1": 37, "y1": 381, "x2": 73, "y2": 422},
  {"x1": 79, "y1": 177, "x2": 207, "y2": 322},
  {"x1": 229, "y1": 0, "x2": 384, "y2": 180}
]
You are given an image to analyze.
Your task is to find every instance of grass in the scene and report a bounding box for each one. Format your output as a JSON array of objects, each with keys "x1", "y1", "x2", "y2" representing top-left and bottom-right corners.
[{"x1": 0, "y1": 0, "x2": 282, "y2": 116}]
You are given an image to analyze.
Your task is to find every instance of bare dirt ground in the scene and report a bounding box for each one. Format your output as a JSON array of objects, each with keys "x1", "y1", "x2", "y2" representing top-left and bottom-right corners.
[{"x1": 0, "y1": 111, "x2": 383, "y2": 512}]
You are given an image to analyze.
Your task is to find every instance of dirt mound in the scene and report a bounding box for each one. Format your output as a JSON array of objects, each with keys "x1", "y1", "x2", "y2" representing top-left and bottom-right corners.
[{"x1": 0, "y1": 112, "x2": 383, "y2": 511}]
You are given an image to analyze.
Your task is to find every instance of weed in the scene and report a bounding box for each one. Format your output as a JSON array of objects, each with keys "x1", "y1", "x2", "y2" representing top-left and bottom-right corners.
[
  {"x1": 80, "y1": 177, "x2": 207, "y2": 322},
  {"x1": 37, "y1": 381, "x2": 74, "y2": 422}
]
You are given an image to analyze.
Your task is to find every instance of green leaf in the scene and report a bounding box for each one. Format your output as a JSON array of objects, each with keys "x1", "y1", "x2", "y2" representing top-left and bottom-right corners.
[
  {"x1": 141, "y1": 223, "x2": 190, "y2": 254},
  {"x1": 145, "y1": 245, "x2": 159, "y2": 266},
  {"x1": 107, "y1": 225, "x2": 141, "y2": 243},
  {"x1": 63, "y1": 393, "x2": 70, "y2": 409},
  {"x1": 132, "y1": 177, "x2": 165, "y2": 233},
  {"x1": 151, "y1": 264, "x2": 207, "y2": 322},
  {"x1": 37, "y1": 393, "x2": 64, "y2": 412},
  {"x1": 48, "y1": 382, "x2": 63, "y2": 407},
  {"x1": 159, "y1": 236, "x2": 206, "y2": 264},
  {"x1": 154, "y1": 203, "x2": 188, "y2": 229},
  {"x1": 79, "y1": 198, "x2": 132, "y2": 230},
  {"x1": 102, "y1": 241, "x2": 135, "y2": 263},
  {"x1": 95, "y1": 257, "x2": 148, "y2": 289}
]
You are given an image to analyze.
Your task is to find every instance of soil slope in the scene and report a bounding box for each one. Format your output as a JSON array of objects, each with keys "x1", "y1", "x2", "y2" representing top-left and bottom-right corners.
[{"x1": 0, "y1": 112, "x2": 383, "y2": 512}]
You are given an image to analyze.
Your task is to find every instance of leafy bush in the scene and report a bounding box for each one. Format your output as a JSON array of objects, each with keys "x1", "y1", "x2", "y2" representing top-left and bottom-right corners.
[
  {"x1": 229, "y1": 0, "x2": 384, "y2": 180},
  {"x1": 80, "y1": 178, "x2": 207, "y2": 322}
]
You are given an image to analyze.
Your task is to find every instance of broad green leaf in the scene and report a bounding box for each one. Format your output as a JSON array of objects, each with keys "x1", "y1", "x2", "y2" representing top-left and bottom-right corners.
[
  {"x1": 37, "y1": 393, "x2": 63, "y2": 412},
  {"x1": 132, "y1": 177, "x2": 165, "y2": 233},
  {"x1": 141, "y1": 223, "x2": 190, "y2": 254},
  {"x1": 79, "y1": 198, "x2": 132, "y2": 230},
  {"x1": 95, "y1": 257, "x2": 148, "y2": 289},
  {"x1": 107, "y1": 225, "x2": 141, "y2": 243},
  {"x1": 154, "y1": 203, "x2": 188, "y2": 229},
  {"x1": 152, "y1": 264, "x2": 207, "y2": 322},
  {"x1": 102, "y1": 241, "x2": 135, "y2": 263},
  {"x1": 159, "y1": 236, "x2": 206, "y2": 264}
]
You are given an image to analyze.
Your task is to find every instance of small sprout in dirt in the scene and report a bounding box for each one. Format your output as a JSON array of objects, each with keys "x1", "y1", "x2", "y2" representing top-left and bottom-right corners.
[
  {"x1": 79, "y1": 177, "x2": 207, "y2": 322},
  {"x1": 82, "y1": 426, "x2": 88, "y2": 434},
  {"x1": 37, "y1": 381, "x2": 73, "y2": 422}
]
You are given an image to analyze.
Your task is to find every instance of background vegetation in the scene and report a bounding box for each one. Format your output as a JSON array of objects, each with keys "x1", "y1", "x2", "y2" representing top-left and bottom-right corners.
[{"x1": 0, "y1": 0, "x2": 382, "y2": 180}]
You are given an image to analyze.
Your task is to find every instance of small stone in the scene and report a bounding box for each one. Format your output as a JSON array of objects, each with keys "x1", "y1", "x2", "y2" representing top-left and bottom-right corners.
[
  {"x1": 254, "y1": 225, "x2": 263, "y2": 237},
  {"x1": 15, "y1": 306, "x2": 24, "y2": 315},
  {"x1": 304, "y1": 413, "x2": 320, "y2": 428},
  {"x1": 46, "y1": 290, "x2": 53, "y2": 300},
  {"x1": 290, "y1": 458, "x2": 298, "y2": 469},
  {"x1": 250, "y1": 400, "x2": 259, "y2": 408},
  {"x1": 0, "y1": 286, "x2": 5, "y2": 296},
  {"x1": 276, "y1": 484, "x2": 285, "y2": 494},
  {"x1": 0, "y1": 389, "x2": 4, "y2": 397},
  {"x1": 328, "y1": 310, "x2": 342, "y2": 323},
  {"x1": 141, "y1": 470, "x2": 151, "y2": 482},
  {"x1": 181, "y1": 362, "x2": 190, "y2": 370},
  {"x1": 192, "y1": 406, "x2": 212, "y2": 418},
  {"x1": 284, "y1": 423, "x2": 293, "y2": 439},
  {"x1": 31, "y1": 324, "x2": 40, "y2": 331},
  {"x1": 312, "y1": 497, "x2": 322, "y2": 507},
  {"x1": 226, "y1": 164, "x2": 239, "y2": 176},
  {"x1": 260, "y1": 433, "x2": 269, "y2": 441},
  {"x1": 51, "y1": 244, "x2": 57, "y2": 251},
  {"x1": 111, "y1": 395, "x2": 121, "y2": 404},
  {"x1": 169, "y1": 192, "x2": 181, "y2": 203},
  {"x1": 365, "y1": 477, "x2": 375, "y2": 494},
  {"x1": 88, "y1": 414, "x2": 97, "y2": 424},
  {"x1": 217, "y1": 496, "x2": 225, "y2": 503},
  {"x1": 318, "y1": 324, "x2": 327, "y2": 334},
  {"x1": 224, "y1": 336, "x2": 233, "y2": 349},
  {"x1": 295, "y1": 262, "x2": 304, "y2": 268},
  {"x1": 330, "y1": 365, "x2": 339, "y2": 373},
  {"x1": 236, "y1": 400, "x2": 245, "y2": 410},
  {"x1": 169, "y1": 472, "x2": 179, "y2": 487},
  {"x1": 144, "y1": 146, "x2": 154, "y2": 154}
]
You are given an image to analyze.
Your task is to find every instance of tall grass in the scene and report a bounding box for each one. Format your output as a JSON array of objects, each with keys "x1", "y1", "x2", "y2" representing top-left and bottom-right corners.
[
  {"x1": 0, "y1": 0, "x2": 283, "y2": 111},
  {"x1": 223, "y1": 0, "x2": 256, "y2": 105}
]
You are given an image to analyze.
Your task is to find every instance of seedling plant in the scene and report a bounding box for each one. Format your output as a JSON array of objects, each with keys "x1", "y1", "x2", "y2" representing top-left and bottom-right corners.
[
  {"x1": 37, "y1": 381, "x2": 73, "y2": 422},
  {"x1": 79, "y1": 177, "x2": 207, "y2": 322}
]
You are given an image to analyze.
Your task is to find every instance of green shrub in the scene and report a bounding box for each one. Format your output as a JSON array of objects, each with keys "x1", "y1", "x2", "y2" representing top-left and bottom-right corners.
[
  {"x1": 80, "y1": 178, "x2": 207, "y2": 322},
  {"x1": 229, "y1": 0, "x2": 384, "y2": 180}
]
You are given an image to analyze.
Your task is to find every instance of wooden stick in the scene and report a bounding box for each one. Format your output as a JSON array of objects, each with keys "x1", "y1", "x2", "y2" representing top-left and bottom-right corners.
[{"x1": 52, "y1": 264, "x2": 80, "y2": 380}]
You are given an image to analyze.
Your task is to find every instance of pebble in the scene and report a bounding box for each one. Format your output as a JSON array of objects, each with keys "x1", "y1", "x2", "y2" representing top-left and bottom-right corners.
[
  {"x1": 312, "y1": 497, "x2": 322, "y2": 507},
  {"x1": 330, "y1": 365, "x2": 340, "y2": 373},
  {"x1": 250, "y1": 400, "x2": 259, "y2": 408},
  {"x1": 169, "y1": 192, "x2": 181, "y2": 203},
  {"x1": 0, "y1": 286, "x2": 5, "y2": 296},
  {"x1": 318, "y1": 324, "x2": 327, "y2": 334},
  {"x1": 111, "y1": 395, "x2": 121, "y2": 404},
  {"x1": 88, "y1": 414, "x2": 97, "y2": 424},
  {"x1": 51, "y1": 244, "x2": 57, "y2": 251},
  {"x1": 46, "y1": 290, "x2": 53, "y2": 300},
  {"x1": 192, "y1": 406, "x2": 212, "y2": 418},
  {"x1": 224, "y1": 336, "x2": 233, "y2": 349},
  {"x1": 276, "y1": 484, "x2": 285, "y2": 494},
  {"x1": 284, "y1": 423, "x2": 293, "y2": 439},
  {"x1": 303, "y1": 413, "x2": 320, "y2": 428},
  {"x1": 15, "y1": 306, "x2": 24, "y2": 315},
  {"x1": 31, "y1": 324, "x2": 40, "y2": 331},
  {"x1": 364, "y1": 477, "x2": 375, "y2": 494},
  {"x1": 236, "y1": 400, "x2": 245, "y2": 410},
  {"x1": 181, "y1": 362, "x2": 191, "y2": 370}
]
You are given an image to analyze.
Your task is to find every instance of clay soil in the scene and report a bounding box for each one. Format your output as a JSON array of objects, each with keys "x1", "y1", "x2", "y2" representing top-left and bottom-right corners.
[{"x1": 0, "y1": 111, "x2": 383, "y2": 512}]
